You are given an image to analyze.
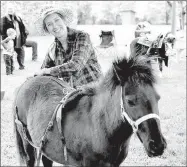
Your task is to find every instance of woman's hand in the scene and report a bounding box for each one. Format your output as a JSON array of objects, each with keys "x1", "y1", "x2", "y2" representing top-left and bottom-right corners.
[{"x1": 34, "y1": 68, "x2": 51, "y2": 76}]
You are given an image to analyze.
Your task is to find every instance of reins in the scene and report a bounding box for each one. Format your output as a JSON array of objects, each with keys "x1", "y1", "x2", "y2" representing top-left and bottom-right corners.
[{"x1": 113, "y1": 66, "x2": 160, "y2": 133}]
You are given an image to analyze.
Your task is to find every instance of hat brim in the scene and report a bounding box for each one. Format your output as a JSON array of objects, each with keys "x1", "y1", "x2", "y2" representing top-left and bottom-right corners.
[{"x1": 35, "y1": 8, "x2": 75, "y2": 36}]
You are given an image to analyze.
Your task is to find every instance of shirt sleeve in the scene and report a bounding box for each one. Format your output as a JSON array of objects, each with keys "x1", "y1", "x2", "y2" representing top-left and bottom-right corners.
[
  {"x1": 49, "y1": 32, "x2": 93, "y2": 77},
  {"x1": 41, "y1": 52, "x2": 55, "y2": 69}
]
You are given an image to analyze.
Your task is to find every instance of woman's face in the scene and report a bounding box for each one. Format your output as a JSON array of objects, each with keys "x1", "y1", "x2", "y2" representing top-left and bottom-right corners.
[{"x1": 44, "y1": 13, "x2": 67, "y2": 39}]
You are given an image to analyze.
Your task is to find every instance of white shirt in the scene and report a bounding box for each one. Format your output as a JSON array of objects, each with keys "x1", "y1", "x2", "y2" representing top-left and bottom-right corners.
[
  {"x1": 94, "y1": 44, "x2": 127, "y2": 74},
  {"x1": 2, "y1": 38, "x2": 16, "y2": 56}
]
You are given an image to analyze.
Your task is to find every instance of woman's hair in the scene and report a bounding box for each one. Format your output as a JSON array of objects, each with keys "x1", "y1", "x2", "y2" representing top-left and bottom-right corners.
[{"x1": 43, "y1": 12, "x2": 65, "y2": 33}]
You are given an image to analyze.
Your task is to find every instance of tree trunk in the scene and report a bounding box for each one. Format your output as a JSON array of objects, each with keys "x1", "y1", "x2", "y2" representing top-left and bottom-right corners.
[
  {"x1": 181, "y1": 13, "x2": 185, "y2": 30},
  {"x1": 180, "y1": 3, "x2": 186, "y2": 30},
  {"x1": 171, "y1": 1, "x2": 177, "y2": 35},
  {"x1": 179, "y1": 1, "x2": 186, "y2": 30},
  {"x1": 166, "y1": 12, "x2": 170, "y2": 25},
  {"x1": 166, "y1": 2, "x2": 170, "y2": 25}
]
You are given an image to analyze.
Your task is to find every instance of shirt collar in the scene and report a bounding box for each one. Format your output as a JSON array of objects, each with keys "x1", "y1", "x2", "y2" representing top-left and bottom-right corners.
[{"x1": 67, "y1": 27, "x2": 76, "y2": 43}]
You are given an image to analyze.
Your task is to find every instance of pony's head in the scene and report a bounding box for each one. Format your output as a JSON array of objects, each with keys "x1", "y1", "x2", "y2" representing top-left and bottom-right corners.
[{"x1": 108, "y1": 56, "x2": 167, "y2": 157}]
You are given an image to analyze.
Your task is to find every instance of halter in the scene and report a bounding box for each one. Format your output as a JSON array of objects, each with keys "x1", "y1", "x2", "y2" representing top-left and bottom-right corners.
[
  {"x1": 113, "y1": 66, "x2": 160, "y2": 133},
  {"x1": 120, "y1": 86, "x2": 160, "y2": 133}
]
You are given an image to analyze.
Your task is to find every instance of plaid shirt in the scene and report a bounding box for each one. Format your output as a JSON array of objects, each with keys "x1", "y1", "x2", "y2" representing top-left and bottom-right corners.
[{"x1": 41, "y1": 27, "x2": 102, "y2": 88}]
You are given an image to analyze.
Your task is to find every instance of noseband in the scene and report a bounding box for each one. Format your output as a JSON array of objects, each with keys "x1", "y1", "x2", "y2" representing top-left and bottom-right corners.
[{"x1": 113, "y1": 66, "x2": 160, "y2": 133}]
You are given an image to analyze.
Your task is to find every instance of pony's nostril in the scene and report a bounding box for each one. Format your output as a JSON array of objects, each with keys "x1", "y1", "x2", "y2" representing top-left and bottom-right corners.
[
  {"x1": 149, "y1": 141, "x2": 157, "y2": 151},
  {"x1": 149, "y1": 140, "x2": 165, "y2": 155}
]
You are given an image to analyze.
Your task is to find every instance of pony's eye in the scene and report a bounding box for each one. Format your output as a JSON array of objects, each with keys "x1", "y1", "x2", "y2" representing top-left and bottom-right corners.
[
  {"x1": 127, "y1": 99, "x2": 136, "y2": 107},
  {"x1": 126, "y1": 95, "x2": 137, "y2": 107}
]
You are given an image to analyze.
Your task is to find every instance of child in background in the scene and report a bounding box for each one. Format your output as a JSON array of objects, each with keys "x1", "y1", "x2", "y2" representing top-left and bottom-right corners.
[{"x1": 1, "y1": 28, "x2": 17, "y2": 75}]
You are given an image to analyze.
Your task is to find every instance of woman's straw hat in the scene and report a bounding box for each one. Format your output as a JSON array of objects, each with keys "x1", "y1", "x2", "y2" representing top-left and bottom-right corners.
[{"x1": 35, "y1": 6, "x2": 75, "y2": 35}]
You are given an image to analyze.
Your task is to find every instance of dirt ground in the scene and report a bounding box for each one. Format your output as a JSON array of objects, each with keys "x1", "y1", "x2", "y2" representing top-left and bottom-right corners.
[{"x1": 1, "y1": 35, "x2": 186, "y2": 166}]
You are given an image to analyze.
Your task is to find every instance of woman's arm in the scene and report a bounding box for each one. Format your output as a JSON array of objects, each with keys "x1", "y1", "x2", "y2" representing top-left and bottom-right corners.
[
  {"x1": 49, "y1": 32, "x2": 93, "y2": 77},
  {"x1": 41, "y1": 52, "x2": 55, "y2": 69}
]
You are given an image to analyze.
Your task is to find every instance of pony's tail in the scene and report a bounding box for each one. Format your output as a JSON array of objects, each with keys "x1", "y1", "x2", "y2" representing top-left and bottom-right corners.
[{"x1": 13, "y1": 106, "x2": 27, "y2": 165}]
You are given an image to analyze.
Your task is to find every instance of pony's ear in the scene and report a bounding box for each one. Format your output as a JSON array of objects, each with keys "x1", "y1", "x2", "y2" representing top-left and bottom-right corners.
[
  {"x1": 113, "y1": 65, "x2": 122, "y2": 84},
  {"x1": 113, "y1": 65, "x2": 128, "y2": 85},
  {"x1": 159, "y1": 33, "x2": 164, "y2": 39}
]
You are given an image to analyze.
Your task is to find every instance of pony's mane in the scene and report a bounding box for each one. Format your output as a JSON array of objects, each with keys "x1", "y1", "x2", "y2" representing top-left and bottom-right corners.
[{"x1": 102, "y1": 56, "x2": 156, "y2": 90}]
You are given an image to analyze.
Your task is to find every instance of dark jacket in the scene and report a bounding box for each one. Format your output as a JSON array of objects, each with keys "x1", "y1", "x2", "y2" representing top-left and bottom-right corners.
[{"x1": 1, "y1": 15, "x2": 28, "y2": 46}]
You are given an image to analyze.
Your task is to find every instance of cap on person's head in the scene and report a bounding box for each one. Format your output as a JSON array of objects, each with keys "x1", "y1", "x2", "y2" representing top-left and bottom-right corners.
[
  {"x1": 135, "y1": 21, "x2": 151, "y2": 33},
  {"x1": 35, "y1": 6, "x2": 74, "y2": 35},
  {"x1": 99, "y1": 31, "x2": 114, "y2": 37},
  {"x1": 6, "y1": 28, "x2": 16, "y2": 37}
]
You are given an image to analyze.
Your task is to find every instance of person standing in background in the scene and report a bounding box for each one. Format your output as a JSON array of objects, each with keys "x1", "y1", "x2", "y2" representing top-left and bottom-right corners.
[
  {"x1": 1, "y1": 28, "x2": 17, "y2": 75},
  {"x1": 1, "y1": 4, "x2": 28, "y2": 70}
]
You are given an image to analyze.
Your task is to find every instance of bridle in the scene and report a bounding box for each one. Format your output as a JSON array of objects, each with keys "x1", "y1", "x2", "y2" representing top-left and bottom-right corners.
[
  {"x1": 113, "y1": 66, "x2": 160, "y2": 133},
  {"x1": 120, "y1": 86, "x2": 160, "y2": 133}
]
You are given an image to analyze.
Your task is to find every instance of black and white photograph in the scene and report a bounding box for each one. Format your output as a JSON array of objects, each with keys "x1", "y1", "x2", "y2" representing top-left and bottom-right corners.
[{"x1": 1, "y1": 1, "x2": 186, "y2": 166}]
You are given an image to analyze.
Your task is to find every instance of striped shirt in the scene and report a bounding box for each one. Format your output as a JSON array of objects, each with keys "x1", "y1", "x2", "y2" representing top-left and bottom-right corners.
[{"x1": 41, "y1": 27, "x2": 102, "y2": 88}]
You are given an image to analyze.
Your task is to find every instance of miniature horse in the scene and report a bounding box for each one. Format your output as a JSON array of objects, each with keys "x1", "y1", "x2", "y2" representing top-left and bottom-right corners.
[
  {"x1": 130, "y1": 32, "x2": 176, "y2": 76},
  {"x1": 13, "y1": 56, "x2": 167, "y2": 167}
]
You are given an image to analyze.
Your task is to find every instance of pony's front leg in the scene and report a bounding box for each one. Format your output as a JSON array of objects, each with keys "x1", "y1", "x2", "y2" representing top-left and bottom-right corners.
[
  {"x1": 23, "y1": 140, "x2": 36, "y2": 167},
  {"x1": 66, "y1": 153, "x2": 82, "y2": 167},
  {"x1": 83, "y1": 158, "x2": 96, "y2": 167},
  {"x1": 42, "y1": 155, "x2": 53, "y2": 167},
  {"x1": 83, "y1": 158, "x2": 115, "y2": 167}
]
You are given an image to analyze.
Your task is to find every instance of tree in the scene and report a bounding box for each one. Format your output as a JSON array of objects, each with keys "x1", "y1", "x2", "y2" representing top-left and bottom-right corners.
[
  {"x1": 167, "y1": 1, "x2": 186, "y2": 29},
  {"x1": 145, "y1": 1, "x2": 166, "y2": 24},
  {"x1": 178, "y1": 1, "x2": 186, "y2": 30},
  {"x1": 166, "y1": 1, "x2": 172, "y2": 24},
  {"x1": 77, "y1": 2, "x2": 92, "y2": 24}
]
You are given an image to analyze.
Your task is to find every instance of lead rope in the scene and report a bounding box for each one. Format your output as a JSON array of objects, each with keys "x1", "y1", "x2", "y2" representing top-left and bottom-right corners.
[{"x1": 36, "y1": 102, "x2": 60, "y2": 166}]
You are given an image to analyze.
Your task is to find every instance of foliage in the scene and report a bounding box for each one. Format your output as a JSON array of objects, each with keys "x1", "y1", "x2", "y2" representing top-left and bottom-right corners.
[{"x1": 1, "y1": 1, "x2": 186, "y2": 35}]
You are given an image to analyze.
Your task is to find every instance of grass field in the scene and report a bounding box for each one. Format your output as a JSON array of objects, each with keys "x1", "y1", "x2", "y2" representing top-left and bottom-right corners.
[{"x1": 1, "y1": 25, "x2": 186, "y2": 166}]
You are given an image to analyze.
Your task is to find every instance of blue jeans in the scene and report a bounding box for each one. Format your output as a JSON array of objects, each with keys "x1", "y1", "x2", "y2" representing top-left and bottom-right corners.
[
  {"x1": 15, "y1": 47, "x2": 25, "y2": 69},
  {"x1": 3, "y1": 54, "x2": 14, "y2": 75},
  {"x1": 25, "y1": 40, "x2": 38, "y2": 60}
]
